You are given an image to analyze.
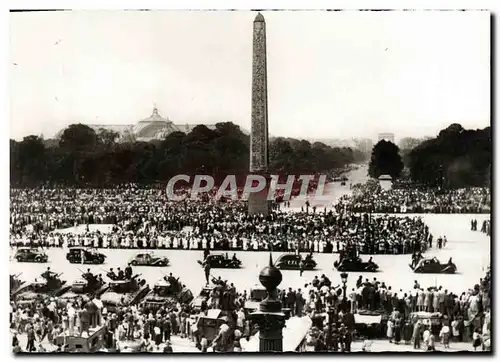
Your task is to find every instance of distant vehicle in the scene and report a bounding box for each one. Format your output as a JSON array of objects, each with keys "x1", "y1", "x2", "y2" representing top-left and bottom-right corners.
[
  {"x1": 334, "y1": 257, "x2": 379, "y2": 272},
  {"x1": 100, "y1": 274, "x2": 150, "y2": 313},
  {"x1": 58, "y1": 274, "x2": 109, "y2": 307},
  {"x1": 410, "y1": 257, "x2": 457, "y2": 274},
  {"x1": 14, "y1": 274, "x2": 70, "y2": 307},
  {"x1": 243, "y1": 284, "x2": 283, "y2": 313},
  {"x1": 141, "y1": 278, "x2": 194, "y2": 313},
  {"x1": 409, "y1": 311, "x2": 443, "y2": 329},
  {"x1": 14, "y1": 247, "x2": 48, "y2": 263},
  {"x1": 199, "y1": 254, "x2": 242, "y2": 269},
  {"x1": 66, "y1": 247, "x2": 106, "y2": 264},
  {"x1": 129, "y1": 252, "x2": 169, "y2": 267},
  {"x1": 275, "y1": 254, "x2": 317, "y2": 270}
]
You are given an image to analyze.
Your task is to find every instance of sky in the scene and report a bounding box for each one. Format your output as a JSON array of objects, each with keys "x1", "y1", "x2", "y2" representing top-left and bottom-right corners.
[{"x1": 9, "y1": 10, "x2": 490, "y2": 141}]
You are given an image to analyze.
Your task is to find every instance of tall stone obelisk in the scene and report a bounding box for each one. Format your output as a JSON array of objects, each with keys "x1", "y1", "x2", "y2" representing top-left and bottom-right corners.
[{"x1": 248, "y1": 12, "x2": 270, "y2": 216}]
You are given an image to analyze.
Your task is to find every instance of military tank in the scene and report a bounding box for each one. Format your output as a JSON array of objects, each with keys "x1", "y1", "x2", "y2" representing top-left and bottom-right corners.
[
  {"x1": 14, "y1": 274, "x2": 71, "y2": 308},
  {"x1": 100, "y1": 274, "x2": 150, "y2": 313},
  {"x1": 57, "y1": 274, "x2": 109, "y2": 308},
  {"x1": 141, "y1": 278, "x2": 194, "y2": 313}
]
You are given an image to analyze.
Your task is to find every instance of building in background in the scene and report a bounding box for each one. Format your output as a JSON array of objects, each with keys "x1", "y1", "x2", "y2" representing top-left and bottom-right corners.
[
  {"x1": 54, "y1": 106, "x2": 248, "y2": 142},
  {"x1": 354, "y1": 138, "x2": 374, "y2": 154},
  {"x1": 378, "y1": 132, "x2": 395, "y2": 143}
]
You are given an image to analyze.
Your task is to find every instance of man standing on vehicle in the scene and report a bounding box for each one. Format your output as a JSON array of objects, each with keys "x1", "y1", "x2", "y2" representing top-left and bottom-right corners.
[
  {"x1": 41, "y1": 267, "x2": 57, "y2": 282},
  {"x1": 83, "y1": 268, "x2": 95, "y2": 285},
  {"x1": 299, "y1": 258, "x2": 306, "y2": 277},
  {"x1": 204, "y1": 261, "x2": 211, "y2": 285},
  {"x1": 125, "y1": 263, "x2": 133, "y2": 279}
]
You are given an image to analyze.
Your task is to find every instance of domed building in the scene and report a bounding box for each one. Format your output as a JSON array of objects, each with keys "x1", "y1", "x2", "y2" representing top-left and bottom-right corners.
[
  {"x1": 133, "y1": 107, "x2": 180, "y2": 141},
  {"x1": 54, "y1": 106, "x2": 248, "y2": 142}
]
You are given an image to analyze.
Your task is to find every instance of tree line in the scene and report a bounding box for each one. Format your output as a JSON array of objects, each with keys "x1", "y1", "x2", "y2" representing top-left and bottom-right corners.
[
  {"x1": 10, "y1": 122, "x2": 366, "y2": 187},
  {"x1": 368, "y1": 123, "x2": 491, "y2": 189}
]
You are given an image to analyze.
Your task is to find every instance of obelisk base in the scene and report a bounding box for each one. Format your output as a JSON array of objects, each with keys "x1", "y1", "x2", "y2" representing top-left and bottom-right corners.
[{"x1": 248, "y1": 191, "x2": 270, "y2": 216}]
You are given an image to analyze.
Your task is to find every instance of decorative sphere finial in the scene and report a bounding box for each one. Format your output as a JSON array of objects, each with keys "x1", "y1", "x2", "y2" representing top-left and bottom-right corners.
[{"x1": 259, "y1": 252, "x2": 282, "y2": 292}]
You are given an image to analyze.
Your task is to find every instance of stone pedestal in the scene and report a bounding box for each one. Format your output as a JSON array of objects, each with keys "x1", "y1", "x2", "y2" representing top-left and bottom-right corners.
[
  {"x1": 251, "y1": 311, "x2": 287, "y2": 352},
  {"x1": 248, "y1": 173, "x2": 271, "y2": 216}
]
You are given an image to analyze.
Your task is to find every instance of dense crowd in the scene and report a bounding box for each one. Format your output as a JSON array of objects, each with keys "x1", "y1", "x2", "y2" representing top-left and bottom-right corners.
[
  {"x1": 338, "y1": 186, "x2": 490, "y2": 214},
  {"x1": 9, "y1": 178, "x2": 491, "y2": 353},
  {"x1": 10, "y1": 262, "x2": 491, "y2": 353},
  {"x1": 10, "y1": 188, "x2": 430, "y2": 255}
]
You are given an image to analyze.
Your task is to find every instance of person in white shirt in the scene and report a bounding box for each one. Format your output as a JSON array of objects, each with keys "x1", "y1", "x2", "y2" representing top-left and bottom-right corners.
[
  {"x1": 67, "y1": 303, "x2": 75, "y2": 336},
  {"x1": 422, "y1": 328, "x2": 431, "y2": 348}
]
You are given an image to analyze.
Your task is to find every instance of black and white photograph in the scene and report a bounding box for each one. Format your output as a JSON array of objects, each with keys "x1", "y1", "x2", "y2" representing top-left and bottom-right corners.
[{"x1": 8, "y1": 8, "x2": 491, "y2": 353}]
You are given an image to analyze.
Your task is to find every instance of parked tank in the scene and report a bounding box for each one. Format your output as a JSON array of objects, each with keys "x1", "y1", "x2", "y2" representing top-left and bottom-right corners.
[
  {"x1": 100, "y1": 274, "x2": 149, "y2": 313},
  {"x1": 14, "y1": 274, "x2": 70, "y2": 308},
  {"x1": 58, "y1": 273, "x2": 108, "y2": 308},
  {"x1": 141, "y1": 278, "x2": 193, "y2": 313}
]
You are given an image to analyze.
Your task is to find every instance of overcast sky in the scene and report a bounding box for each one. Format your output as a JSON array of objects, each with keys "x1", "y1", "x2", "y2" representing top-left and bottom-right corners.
[{"x1": 10, "y1": 10, "x2": 490, "y2": 141}]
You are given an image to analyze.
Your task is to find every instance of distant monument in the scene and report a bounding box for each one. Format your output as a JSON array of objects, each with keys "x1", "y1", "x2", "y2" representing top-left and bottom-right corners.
[{"x1": 248, "y1": 12, "x2": 271, "y2": 216}]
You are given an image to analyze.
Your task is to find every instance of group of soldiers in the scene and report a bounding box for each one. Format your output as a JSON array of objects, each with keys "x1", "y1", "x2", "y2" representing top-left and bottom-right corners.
[{"x1": 106, "y1": 264, "x2": 134, "y2": 281}]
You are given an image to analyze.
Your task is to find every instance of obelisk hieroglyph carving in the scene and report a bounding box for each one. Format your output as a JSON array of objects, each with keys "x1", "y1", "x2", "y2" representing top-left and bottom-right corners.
[{"x1": 248, "y1": 12, "x2": 270, "y2": 216}]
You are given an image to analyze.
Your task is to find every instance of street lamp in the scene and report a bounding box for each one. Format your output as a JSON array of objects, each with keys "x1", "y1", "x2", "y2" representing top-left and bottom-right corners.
[{"x1": 340, "y1": 272, "x2": 348, "y2": 310}]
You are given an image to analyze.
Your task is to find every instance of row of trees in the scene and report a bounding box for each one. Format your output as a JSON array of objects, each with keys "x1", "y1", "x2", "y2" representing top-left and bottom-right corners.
[
  {"x1": 367, "y1": 123, "x2": 491, "y2": 189},
  {"x1": 408, "y1": 124, "x2": 491, "y2": 188},
  {"x1": 10, "y1": 122, "x2": 365, "y2": 187}
]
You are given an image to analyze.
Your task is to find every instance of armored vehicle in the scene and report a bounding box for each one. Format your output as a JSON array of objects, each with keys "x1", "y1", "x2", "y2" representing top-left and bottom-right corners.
[
  {"x1": 14, "y1": 274, "x2": 70, "y2": 307},
  {"x1": 141, "y1": 278, "x2": 194, "y2": 313},
  {"x1": 100, "y1": 274, "x2": 150, "y2": 312}
]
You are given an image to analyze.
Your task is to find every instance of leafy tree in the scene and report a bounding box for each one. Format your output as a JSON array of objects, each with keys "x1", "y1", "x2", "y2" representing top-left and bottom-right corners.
[
  {"x1": 59, "y1": 124, "x2": 98, "y2": 151},
  {"x1": 10, "y1": 121, "x2": 363, "y2": 187},
  {"x1": 97, "y1": 128, "x2": 120, "y2": 149},
  {"x1": 408, "y1": 124, "x2": 491, "y2": 188},
  {"x1": 368, "y1": 140, "x2": 404, "y2": 179}
]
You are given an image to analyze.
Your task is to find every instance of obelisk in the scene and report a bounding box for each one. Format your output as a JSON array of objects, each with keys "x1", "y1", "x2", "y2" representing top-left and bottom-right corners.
[{"x1": 248, "y1": 12, "x2": 270, "y2": 216}]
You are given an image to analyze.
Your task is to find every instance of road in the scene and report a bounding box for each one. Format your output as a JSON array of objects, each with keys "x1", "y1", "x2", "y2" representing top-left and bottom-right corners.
[{"x1": 10, "y1": 214, "x2": 490, "y2": 297}]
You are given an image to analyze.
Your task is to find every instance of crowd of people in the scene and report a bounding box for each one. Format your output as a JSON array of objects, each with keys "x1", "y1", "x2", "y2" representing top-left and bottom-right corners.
[
  {"x1": 9, "y1": 177, "x2": 491, "y2": 353},
  {"x1": 10, "y1": 188, "x2": 431, "y2": 255},
  {"x1": 338, "y1": 186, "x2": 490, "y2": 214},
  {"x1": 10, "y1": 261, "x2": 491, "y2": 353}
]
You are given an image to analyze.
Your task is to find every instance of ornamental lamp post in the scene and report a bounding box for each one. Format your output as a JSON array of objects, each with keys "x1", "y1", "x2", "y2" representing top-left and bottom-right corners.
[
  {"x1": 249, "y1": 253, "x2": 287, "y2": 352},
  {"x1": 340, "y1": 272, "x2": 348, "y2": 310}
]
